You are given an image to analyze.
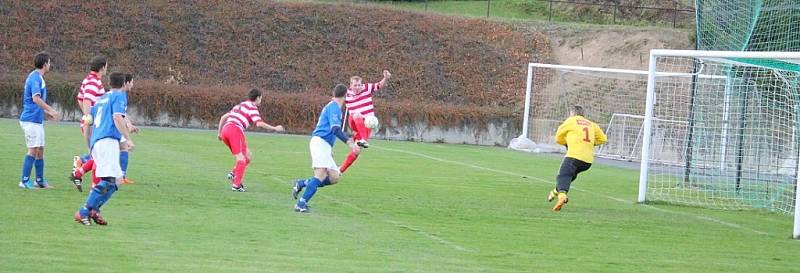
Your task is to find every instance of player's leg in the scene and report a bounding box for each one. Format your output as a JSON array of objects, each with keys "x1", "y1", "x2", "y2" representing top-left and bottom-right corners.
[
  {"x1": 294, "y1": 168, "x2": 328, "y2": 213},
  {"x1": 295, "y1": 137, "x2": 336, "y2": 212},
  {"x1": 551, "y1": 158, "x2": 579, "y2": 211},
  {"x1": 76, "y1": 138, "x2": 122, "y2": 225},
  {"x1": 18, "y1": 122, "x2": 42, "y2": 189},
  {"x1": 119, "y1": 139, "x2": 133, "y2": 184},
  {"x1": 33, "y1": 146, "x2": 50, "y2": 188},
  {"x1": 354, "y1": 116, "x2": 371, "y2": 148},
  {"x1": 340, "y1": 117, "x2": 364, "y2": 173}
]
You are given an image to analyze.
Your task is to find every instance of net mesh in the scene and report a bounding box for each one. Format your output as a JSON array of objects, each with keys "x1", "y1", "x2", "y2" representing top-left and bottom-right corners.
[
  {"x1": 646, "y1": 54, "x2": 800, "y2": 213},
  {"x1": 695, "y1": 0, "x2": 800, "y2": 51}
]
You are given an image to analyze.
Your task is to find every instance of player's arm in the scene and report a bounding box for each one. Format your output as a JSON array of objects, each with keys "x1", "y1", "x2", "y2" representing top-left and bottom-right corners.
[
  {"x1": 594, "y1": 123, "x2": 608, "y2": 146},
  {"x1": 554, "y1": 122, "x2": 569, "y2": 146},
  {"x1": 217, "y1": 113, "x2": 229, "y2": 140},
  {"x1": 374, "y1": 70, "x2": 391, "y2": 90},
  {"x1": 113, "y1": 113, "x2": 133, "y2": 150},
  {"x1": 330, "y1": 111, "x2": 355, "y2": 148},
  {"x1": 126, "y1": 117, "x2": 139, "y2": 134},
  {"x1": 79, "y1": 99, "x2": 92, "y2": 116},
  {"x1": 255, "y1": 121, "x2": 284, "y2": 132},
  {"x1": 31, "y1": 84, "x2": 61, "y2": 120}
]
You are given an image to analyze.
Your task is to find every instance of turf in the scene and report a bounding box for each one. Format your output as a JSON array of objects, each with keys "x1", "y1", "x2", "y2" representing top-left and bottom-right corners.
[{"x1": 0, "y1": 118, "x2": 797, "y2": 272}]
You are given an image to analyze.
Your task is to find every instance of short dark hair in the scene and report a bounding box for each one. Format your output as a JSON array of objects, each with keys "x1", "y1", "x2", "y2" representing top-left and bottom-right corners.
[
  {"x1": 248, "y1": 88, "x2": 262, "y2": 101},
  {"x1": 124, "y1": 73, "x2": 133, "y2": 84},
  {"x1": 34, "y1": 51, "x2": 50, "y2": 69},
  {"x1": 89, "y1": 55, "x2": 107, "y2": 72},
  {"x1": 109, "y1": 72, "x2": 125, "y2": 89},
  {"x1": 333, "y1": 84, "x2": 347, "y2": 98},
  {"x1": 572, "y1": 105, "x2": 585, "y2": 116}
]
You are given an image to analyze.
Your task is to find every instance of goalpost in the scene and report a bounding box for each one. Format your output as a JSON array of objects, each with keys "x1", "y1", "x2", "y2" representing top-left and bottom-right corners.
[{"x1": 637, "y1": 49, "x2": 800, "y2": 239}]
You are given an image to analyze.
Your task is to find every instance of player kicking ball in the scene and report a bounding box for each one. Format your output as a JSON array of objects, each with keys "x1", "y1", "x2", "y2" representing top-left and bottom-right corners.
[
  {"x1": 339, "y1": 70, "x2": 391, "y2": 174},
  {"x1": 547, "y1": 105, "x2": 607, "y2": 211},
  {"x1": 217, "y1": 88, "x2": 284, "y2": 192},
  {"x1": 292, "y1": 84, "x2": 356, "y2": 213},
  {"x1": 74, "y1": 72, "x2": 133, "y2": 225}
]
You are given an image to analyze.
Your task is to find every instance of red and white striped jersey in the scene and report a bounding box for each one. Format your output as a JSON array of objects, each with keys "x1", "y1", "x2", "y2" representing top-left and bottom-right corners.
[
  {"x1": 345, "y1": 82, "x2": 382, "y2": 117},
  {"x1": 225, "y1": 100, "x2": 263, "y2": 130},
  {"x1": 77, "y1": 71, "x2": 105, "y2": 106}
]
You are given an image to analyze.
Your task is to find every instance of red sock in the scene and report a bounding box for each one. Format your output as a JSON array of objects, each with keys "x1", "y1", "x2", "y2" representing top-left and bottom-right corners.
[
  {"x1": 90, "y1": 166, "x2": 100, "y2": 188},
  {"x1": 75, "y1": 159, "x2": 94, "y2": 177},
  {"x1": 340, "y1": 151, "x2": 359, "y2": 174},
  {"x1": 233, "y1": 160, "x2": 247, "y2": 187}
]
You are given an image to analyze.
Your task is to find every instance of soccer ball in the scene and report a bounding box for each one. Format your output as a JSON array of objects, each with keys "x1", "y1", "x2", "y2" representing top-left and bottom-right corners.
[{"x1": 364, "y1": 115, "x2": 380, "y2": 129}]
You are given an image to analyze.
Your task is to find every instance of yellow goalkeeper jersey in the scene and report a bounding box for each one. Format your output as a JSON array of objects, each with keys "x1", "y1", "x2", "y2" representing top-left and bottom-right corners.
[{"x1": 555, "y1": 115, "x2": 607, "y2": 163}]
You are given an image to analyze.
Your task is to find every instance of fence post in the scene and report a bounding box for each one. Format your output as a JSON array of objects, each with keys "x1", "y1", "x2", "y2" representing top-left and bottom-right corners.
[
  {"x1": 486, "y1": 0, "x2": 490, "y2": 18},
  {"x1": 425, "y1": 0, "x2": 428, "y2": 12},
  {"x1": 613, "y1": 2, "x2": 618, "y2": 24},
  {"x1": 673, "y1": 1, "x2": 678, "y2": 28},
  {"x1": 548, "y1": 0, "x2": 553, "y2": 21}
]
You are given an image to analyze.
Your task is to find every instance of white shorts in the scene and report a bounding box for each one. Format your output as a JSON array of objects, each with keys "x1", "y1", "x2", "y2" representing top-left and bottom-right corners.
[
  {"x1": 19, "y1": 121, "x2": 44, "y2": 148},
  {"x1": 92, "y1": 138, "x2": 123, "y2": 179},
  {"x1": 309, "y1": 136, "x2": 339, "y2": 172}
]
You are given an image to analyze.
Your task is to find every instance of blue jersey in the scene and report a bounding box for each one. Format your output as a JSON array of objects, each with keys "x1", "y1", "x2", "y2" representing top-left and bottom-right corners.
[
  {"x1": 89, "y1": 90, "x2": 128, "y2": 148},
  {"x1": 312, "y1": 101, "x2": 344, "y2": 147},
  {"x1": 19, "y1": 70, "x2": 47, "y2": 123}
]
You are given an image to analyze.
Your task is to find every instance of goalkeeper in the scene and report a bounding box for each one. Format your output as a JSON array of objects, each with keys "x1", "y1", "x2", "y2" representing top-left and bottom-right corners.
[{"x1": 548, "y1": 105, "x2": 607, "y2": 211}]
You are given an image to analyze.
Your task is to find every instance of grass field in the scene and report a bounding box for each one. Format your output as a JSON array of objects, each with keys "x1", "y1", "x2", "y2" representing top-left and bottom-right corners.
[{"x1": 0, "y1": 118, "x2": 798, "y2": 272}]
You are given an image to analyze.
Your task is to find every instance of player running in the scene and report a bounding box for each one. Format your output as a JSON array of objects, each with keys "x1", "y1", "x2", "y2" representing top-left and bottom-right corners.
[
  {"x1": 18, "y1": 51, "x2": 61, "y2": 189},
  {"x1": 338, "y1": 70, "x2": 391, "y2": 174},
  {"x1": 73, "y1": 72, "x2": 134, "y2": 225},
  {"x1": 547, "y1": 105, "x2": 607, "y2": 211},
  {"x1": 217, "y1": 88, "x2": 284, "y2": 192},
  {"x1": 70, "y1": 55, "x2": 108, "y2": 192},
  {"x1": 291, "y1": 84, "x2": 356, "y2": 213}
]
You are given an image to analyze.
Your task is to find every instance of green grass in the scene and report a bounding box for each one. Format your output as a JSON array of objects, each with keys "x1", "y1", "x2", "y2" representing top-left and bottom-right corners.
[{"x1": 0, "y1": 118, "x2": 798, "y2": 272}]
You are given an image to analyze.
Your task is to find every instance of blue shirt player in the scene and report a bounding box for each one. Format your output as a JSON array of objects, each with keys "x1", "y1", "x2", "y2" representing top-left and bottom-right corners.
[
  {"x1": 291, "y1": 84, "x2": 355, "y2": 213},
  {"x1": 18, "y1": 51, "x2": 61, "y2": 189},
  {"x1": 74, "y1": 72, "x2": 135, "y2": 226}
]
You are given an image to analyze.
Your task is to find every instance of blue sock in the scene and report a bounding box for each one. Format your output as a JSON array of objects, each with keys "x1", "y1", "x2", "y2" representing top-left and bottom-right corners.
[
  {"x1": 82, "y1": 189, "x2": 104, "y2": 217},
  {"x1": 86, "y1": 179, "x2": 118, "y2": 211},
  {"x1": 34, "y1": 158, "x2": 44, "y2": 183},
  {"x1": 20, "y1": 155, "x2": 35, "y2": 183},
  {"x1": 319, "y1": 177, "x2": 331, "y2": 187},
  {"x1": 97, "y1": 180, "x2": 118, "y2": 209},
  {"x1": 296, "y1": 179, "x2": 307, "y2": 189},
  {"x1": 120, "y1": 151, "x2": 129, "y2": 176},
  {"x1": 82, "y1": 154, "x2": 91, "y2": 162},
  {"x1": 298, "y1": 177, "x2": 321, "y2": 205},
  {"x1": 79, "y1": 206, "x2": 91, "y2": 218}
]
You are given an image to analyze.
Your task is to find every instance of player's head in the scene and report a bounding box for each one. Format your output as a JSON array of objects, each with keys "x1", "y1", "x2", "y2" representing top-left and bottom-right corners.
[
  {"x1": 90, "y1": 55, "x2": 108, "y2": 75},
  {"x1": 248, "y1": 88, "x2": 263, "y2": 104},
  {"x1": 349, "y1": 76, "x2": 363, "y2": 92},
  {"x1": 570, "y1": 105, "x2": 585, "y2": 117},
  {"x1": 333, "y1": 84, "x2": 347, "y2": 98},
  {"x1": 34, "y1": 51, "x2": 50, "y2": 72},
  {"x1": 109, "y1": 72, "x2": 125, "y2": 89},
  {"x1": 123, "y1": 73, "x2": 134, "y2": 91}
]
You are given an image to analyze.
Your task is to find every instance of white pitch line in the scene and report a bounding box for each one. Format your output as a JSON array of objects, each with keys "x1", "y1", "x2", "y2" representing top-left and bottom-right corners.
[
  {"x1": 375, "y1": 146, "x2": 770, "y2": 236},
  {"x1": 269, "y1": 176, "x2": 467, "y2": 251}
]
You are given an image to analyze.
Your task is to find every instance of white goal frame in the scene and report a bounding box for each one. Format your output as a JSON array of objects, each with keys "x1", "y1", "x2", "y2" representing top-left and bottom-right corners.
[{"x1": 637, "y1": 49, "x2": 800, "y2": 240}]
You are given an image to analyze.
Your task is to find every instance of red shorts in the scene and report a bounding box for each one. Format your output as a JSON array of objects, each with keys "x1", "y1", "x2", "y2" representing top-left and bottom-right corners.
[
  {"x1": 348, "y1": 116, "x2": 372, "y2": 142},
  {"x1": 221, "y1": 123, "x2": 247, "y2": 155}
]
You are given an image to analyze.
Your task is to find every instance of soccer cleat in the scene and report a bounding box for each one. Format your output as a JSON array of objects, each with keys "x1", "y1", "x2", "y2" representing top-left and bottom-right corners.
[
  {"x1": 34, "y1": 180, "x2": 53, "y2": 189},
  {"x1": 356, "y1": 140, "x2": 369, "y2": 149},
  {"x1": 69, "y1": 174, "x2": 83, "y2": 192},
  {"x1": 552, "y1": 192, "x2": 569, "y2": 212},
  {"x1": 294, "y1": 203, "x2": 310, "y2": 213},
  {"x1": 90, "y1": 211, "x2": 107, "y2": 225},
  {"x1": 547, "y1": 188, "x2": 558, "y2": 202},
  {"x1": 72, "y1": 156, "x2": 83, "y2": 172},
  {"x1": 74, "y1": 211, "x2": 91, "y2": 226},
  {"x1": 18, "y1": 181, "x2": 36, "y2": 189},
  {"x1": 120, "y1": 177, "x2": 135, "y2": 185},
  {"x1": 291, "y1": 179, "x2": 304, "y2": 200},
  {"x1": 231, "y1": 184, "x2": 247, "y2": 192}
]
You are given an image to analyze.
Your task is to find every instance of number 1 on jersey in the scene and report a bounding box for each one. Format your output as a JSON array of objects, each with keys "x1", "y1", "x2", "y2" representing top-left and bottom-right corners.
[{"x1": 582, "y1": 126, "x2": 590, "y2": 142}]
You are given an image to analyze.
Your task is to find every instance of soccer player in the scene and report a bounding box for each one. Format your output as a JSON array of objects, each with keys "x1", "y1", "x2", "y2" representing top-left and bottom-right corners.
[
  {"x1": 338, "y1": 70, "x2": 391, "y2": 174},
  {"x1": 547, "y1": 105, "x2": 607, "y2": 211},
  {"x1": 291, "y1": 84, "x2": 356, "y2": 213},
  {"x1": 118, "y1": 73, "x2": 139, "y2": 185},
  {"x1": 217, "y1": 88, "x2": 285, "y2": 192},
  {"x1": 18, "y1": 51, "x2": 61, "y2": 189},
  {"x1": 73, "y1": 72, "x2": 133, "y2": 225},
  {"x1": 70, "y1": 55, "x2": 108, "y2": 192}
]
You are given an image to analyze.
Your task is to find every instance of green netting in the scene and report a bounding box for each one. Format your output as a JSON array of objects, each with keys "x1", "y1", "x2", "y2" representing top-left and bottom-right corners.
[{"x1": 695, "y1": 0, "x2": 800, "y2": 51}]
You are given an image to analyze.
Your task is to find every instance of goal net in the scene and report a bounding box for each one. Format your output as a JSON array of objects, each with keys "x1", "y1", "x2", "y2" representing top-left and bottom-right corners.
[
  {"x1": 509, "y1": 63, "x2": 686, "y2": 164},
  {"x1": 637, "y1": 49, "x2": 800, "y2": 239}
]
